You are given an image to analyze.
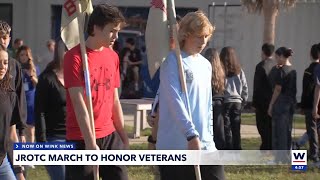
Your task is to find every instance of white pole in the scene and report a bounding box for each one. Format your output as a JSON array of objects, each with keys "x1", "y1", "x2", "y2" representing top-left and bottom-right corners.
[
  {"x1": 167, "y1": 0, "x2": 201, "y2": 179},
  {"x1": 77, "y1": 2, "x2": 98, "y2": 180}
]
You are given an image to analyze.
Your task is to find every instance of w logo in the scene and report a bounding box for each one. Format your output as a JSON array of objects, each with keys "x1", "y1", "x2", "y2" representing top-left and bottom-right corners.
[
  {"x1": 293, "y1": 153, "x2": 305, "y2": 161},
  {"x1": 291, "y1": 150, "x2": 307, "y2": 164},
  {"x1": 291, "y1": 150, "x2": 307, "y2": 171}
]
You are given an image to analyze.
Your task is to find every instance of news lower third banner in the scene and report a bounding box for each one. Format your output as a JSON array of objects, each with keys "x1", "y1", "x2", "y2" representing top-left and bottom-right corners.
[{"x1": 13, "y1": 143, "x2": 305, "y2": 166}]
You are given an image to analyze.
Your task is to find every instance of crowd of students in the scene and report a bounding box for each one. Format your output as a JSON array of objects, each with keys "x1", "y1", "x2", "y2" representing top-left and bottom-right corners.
[{"x1": 0, "y1": 2, "x2": 320, "y2": 180}]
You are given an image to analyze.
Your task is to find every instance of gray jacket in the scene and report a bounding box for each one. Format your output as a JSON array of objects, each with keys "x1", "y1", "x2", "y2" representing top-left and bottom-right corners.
[{"x1": 224, "y1": 69, "x2": 248, "y2": 103}]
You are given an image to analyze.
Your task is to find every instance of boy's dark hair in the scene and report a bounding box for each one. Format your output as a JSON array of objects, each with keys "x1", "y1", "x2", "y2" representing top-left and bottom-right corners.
[
  {"x1": 87, "y1": 4, "x2": 125, "y2": 36},
  {"x1": 311, "y1": 44, "x2": 319, "y2": 60},
  {"x1": 317, "y1": 43, "x2": 320, "y2": 53},
  {"x1": 261, "y1": 43, "x2": 275, "y2": 57},
  {"x1": 126, "y1": 38, "x2": 135, "y2": 46},
  {"x1": 0, "y1": 20, "x2": 11, "y2": 35}
]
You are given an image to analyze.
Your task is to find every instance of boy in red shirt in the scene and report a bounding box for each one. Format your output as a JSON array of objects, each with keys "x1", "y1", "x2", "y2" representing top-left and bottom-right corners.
[{"x1": 63, "y1": 4, "x2": 129, "y2": 180}]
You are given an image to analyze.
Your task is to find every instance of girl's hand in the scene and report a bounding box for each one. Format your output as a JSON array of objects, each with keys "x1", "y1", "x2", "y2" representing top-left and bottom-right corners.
[{"x1": 26, "y1": 71, "x2": 32, "y2": 77}]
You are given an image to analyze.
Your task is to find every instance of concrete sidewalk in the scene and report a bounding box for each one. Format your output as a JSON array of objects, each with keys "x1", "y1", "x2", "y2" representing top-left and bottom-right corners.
[{"x1": 128, "y1": 124, "x2": 305, "y2": 144}]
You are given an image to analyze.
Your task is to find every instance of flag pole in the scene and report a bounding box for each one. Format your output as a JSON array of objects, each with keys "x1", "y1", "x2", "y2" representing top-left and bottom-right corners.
[
  {"x1": 167, "y1": 0, "x2": 201, "y2": 180},
  {"x1": 77, "y1": 3, "x2": 99, "y2": 180}
]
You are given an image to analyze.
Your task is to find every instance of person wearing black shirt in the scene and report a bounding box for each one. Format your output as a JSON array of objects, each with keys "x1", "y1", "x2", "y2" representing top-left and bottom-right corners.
[
  {"x1": 121, "y1": 38, "x2": 142, "y2": 91},
  {"x1": 0, "y1": 20, "x2": 26, "y2": 179},
  {"x1": 0, "y1": 44, "x2": 22, "y2": 179},
  {"x1": 35, "y1": 40, "x2": 67, "y2": 180},
  {"x1": 300, "y1": 44, "x2": 320, "y2": 162},
  {"x1": 268, "y1": 47, "x2": 296, "y2": 158},
  {"x1": 252, "y1": 43, "x2": 276, "y2": 150}
]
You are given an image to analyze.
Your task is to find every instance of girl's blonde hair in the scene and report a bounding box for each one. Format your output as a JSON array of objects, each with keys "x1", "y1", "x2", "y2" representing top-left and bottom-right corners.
[
  {"x1": 204, "y1": 48, "x2": 225, "y2": 94},
  {"x1": 178, "y1": 11, "x2": 215, "y2": 48},
  {"x1": 17, "y1": 45, "x2": 37, "y2": 77}
]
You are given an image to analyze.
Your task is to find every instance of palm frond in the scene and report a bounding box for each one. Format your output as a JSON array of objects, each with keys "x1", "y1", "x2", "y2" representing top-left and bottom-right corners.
[
  {"x1": 241, "y1": 0, "x2": 264, "y2": 14},
  {"x1": 241, "y1": 0, "x2": 297, "y2": 14}
]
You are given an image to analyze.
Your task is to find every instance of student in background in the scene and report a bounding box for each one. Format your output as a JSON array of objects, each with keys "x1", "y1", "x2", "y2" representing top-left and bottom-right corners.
[
  {"x1": 35, "y1": 39, "x2": 67, "y2": 180},
  {"x1": 252, "y1": 43, "x2": 276, "y2": 150},
  {"x1": 122, "y1": 38, "x2": 142, "y2": 91},
  {"x1": 0, "y1": 20, "x2": 27, "y2": 180},
  {"x1": 16, "y1": 45, "x2": 39, "y2": 144},
  {"x1": 313, "y1": 43, "x2": 320, "y2": 119},
  {"x1": 268, "y1": 47, "x2": 296, "y2": 152},
  {"x1": 300, "y1": 44, "x2": 320, "y2": 162},
  {"x1": 38, "y1": 39, "x2": 55, "y2": 73},
  {"x1": 220, "y1": 47, "x2": 248, "y2": 150},
  {"x1": 11, "y1": 38, "x2": 23, "y2": 58},
  {"x1": 204, "y1": 48, "x2": 225, "y2": 150},
  {"x1": 0, "y1": 44, "x2": 25, "y2": 180}
]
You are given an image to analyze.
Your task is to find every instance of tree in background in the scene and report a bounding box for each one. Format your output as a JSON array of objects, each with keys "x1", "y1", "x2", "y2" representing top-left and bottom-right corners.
[{"x1": 241, "y1": 0, "x2": 296, "y2": 44}]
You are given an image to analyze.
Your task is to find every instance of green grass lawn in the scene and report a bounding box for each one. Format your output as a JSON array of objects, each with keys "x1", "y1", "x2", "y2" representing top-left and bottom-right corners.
[
  {"x1": 125, "y1": 114, "x2": 306, "y2": 137},
  {"x1": 242, "y1": 113, "x2": 306, "y2": 129},
  {"x1": 123, "y1": 113, "x2": 305, "y2": 142},
  {"x1": 27, "y1": 138, "x2": 320, "y2": 180},
  {"x1": 125, "y1": 125, "x2": 152, "y2": 137}
]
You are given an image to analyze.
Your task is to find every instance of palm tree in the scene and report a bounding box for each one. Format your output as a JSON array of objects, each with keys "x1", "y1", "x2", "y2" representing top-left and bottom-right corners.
[{"x1": 241, "y1": 0, "x2": 296, "y2": 44}]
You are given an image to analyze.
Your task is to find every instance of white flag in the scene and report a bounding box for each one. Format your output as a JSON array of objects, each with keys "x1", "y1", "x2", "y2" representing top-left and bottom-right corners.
[
  {"x1": 145, "y1": 0, "x2": 170, "y2": 78},
  {"x1": 61, "y1": 0, "x2": 93, "y2": 50}
]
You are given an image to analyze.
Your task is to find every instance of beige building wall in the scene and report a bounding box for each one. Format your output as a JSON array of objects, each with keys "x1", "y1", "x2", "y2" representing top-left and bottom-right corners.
[
  {"x1": 1, "y1": 0, "x2": 238, "y2": 57},
  {"x1": 1, "y1": 0, "x2": 320, "y2": 100}
]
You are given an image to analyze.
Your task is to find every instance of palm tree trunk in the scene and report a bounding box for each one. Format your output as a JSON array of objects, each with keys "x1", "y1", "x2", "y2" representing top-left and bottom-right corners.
[{"x1": 262, "y1": 0, "x2": 279, "y2": 44}]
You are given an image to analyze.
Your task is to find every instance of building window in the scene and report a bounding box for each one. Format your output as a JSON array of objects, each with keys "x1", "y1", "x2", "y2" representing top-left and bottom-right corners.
[{"x1": 0, "y1": 3, "x2": 13, "y2": 27}]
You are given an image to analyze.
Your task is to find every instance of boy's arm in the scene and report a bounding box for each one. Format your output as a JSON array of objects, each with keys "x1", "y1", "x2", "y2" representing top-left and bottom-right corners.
[
  {"x1": 112, "y1": 89, "x2": 129, "y2": 149},
  {"x1": 160, "y1": 54, "x2": 200, "y2": 150},
  {"x1": 34, "y1": 75, "x2": 49, "y2": 142},
  {"x1": 252, "y1": 65, "x2": 262, "y2": 108},
  {"x1": 68, "y1": 87, "x2": 98, "y2": 150},
  {"x1": 10, "y1": 59, "x2": 27, "y2": 137},
  {"x1": 313, "y1": 84, "x2": 320, "y2": 118}
]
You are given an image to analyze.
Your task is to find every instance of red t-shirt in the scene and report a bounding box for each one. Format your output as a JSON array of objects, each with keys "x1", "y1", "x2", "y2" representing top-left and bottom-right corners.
[{"x1": 64, "y1": 45, "x2": 120, "y2": 140}]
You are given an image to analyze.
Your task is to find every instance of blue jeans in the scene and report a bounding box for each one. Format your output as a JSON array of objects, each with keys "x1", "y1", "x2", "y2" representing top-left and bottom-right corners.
[
  {"x1": 0, "y1": 155, "x2": 16, "y2": 180},
  {"x1": 45, "y1": 138, "x2": 65, "y2": 180}
]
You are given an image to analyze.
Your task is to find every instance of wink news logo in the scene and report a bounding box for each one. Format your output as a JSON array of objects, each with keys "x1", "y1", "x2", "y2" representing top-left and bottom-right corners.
[{"x1": 291, "y1": 150, "x2": 307, "y2": 171}]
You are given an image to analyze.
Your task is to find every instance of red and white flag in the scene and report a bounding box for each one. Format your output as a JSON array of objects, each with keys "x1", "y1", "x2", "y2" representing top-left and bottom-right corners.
[
  {"x1": 61, "y1": 0, "x2": 93, "y2": 50},
  {"x1": 145, "y1": 0, "x2": 170, "y2": 78}
]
